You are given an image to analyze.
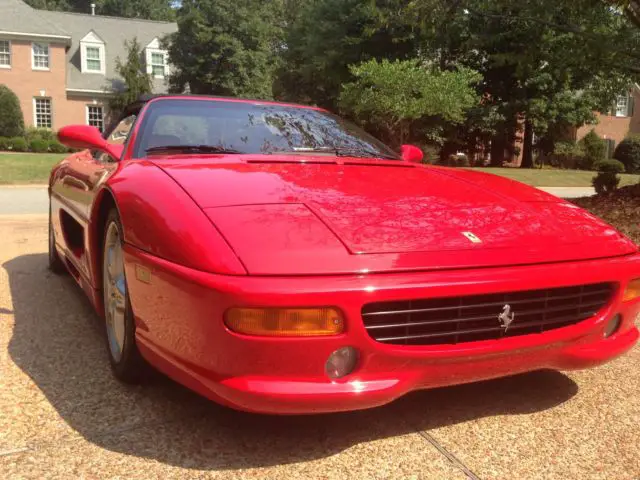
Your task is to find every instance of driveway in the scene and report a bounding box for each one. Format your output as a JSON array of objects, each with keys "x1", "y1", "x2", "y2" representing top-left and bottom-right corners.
[{"x1": 0, "y1": 215, "x2": 638, "y2": 479}]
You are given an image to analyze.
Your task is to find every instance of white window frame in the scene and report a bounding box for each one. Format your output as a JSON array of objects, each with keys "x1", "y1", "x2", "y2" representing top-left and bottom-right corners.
[
  {"x1": 81, "y1": 43, "x2": 106, "y2": 74},
  {"x1": 86, "y1": 104, "x2": 105, "y2": 131},
  {"x1": 615, "y1": 94, "x2": 630, "y2": 117},
  {"x1": 32, "y1": 42, "x2": 50, "y2": 70},
  {"x1": 0, "y1": 39, "x2": 11, "y2": 68},
  {"x1": 33, "y1": 97, "x2": 53, "y2": 129},
  {"x1": 146, "y1": 48, "x2": 168, "y2": 78}
]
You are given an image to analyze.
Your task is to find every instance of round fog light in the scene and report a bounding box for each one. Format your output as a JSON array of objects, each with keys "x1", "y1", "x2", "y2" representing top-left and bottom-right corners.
[
  {"x1": 604, "y1": 314, "x2": 622, "y2": 338},
  {"x1": 325, "y1": 347, "x2": 358, "y2": 379}
]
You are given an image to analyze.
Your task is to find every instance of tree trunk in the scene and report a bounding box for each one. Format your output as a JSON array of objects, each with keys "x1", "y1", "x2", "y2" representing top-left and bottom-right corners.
[
  {"x1": 520, "y1": 119, "x2": 534, "y2": 168},
  {"x1": 490, "y1": 135, "x2": 505, "y2": 167}
]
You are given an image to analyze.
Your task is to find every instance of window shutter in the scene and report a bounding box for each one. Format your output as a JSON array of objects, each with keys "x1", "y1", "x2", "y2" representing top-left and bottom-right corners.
[{"x1": 629, "y1": 94, "x2": 635, "y2": 117}]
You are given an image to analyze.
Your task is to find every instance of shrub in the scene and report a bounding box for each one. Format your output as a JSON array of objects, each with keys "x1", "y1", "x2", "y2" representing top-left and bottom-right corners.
[
  {"x1": 48, "y1": 140, "x2": 68, "y2": 153},
  {"x1": 25, "y1": 127, "x2": 55, "y2": 143},
  {"x1": 578, "y1": 130, "x2": 606, "y2": 170},
  {"x1": 592, "y1": 172, "x2": 620, "y2": 194},
  {"x1": 0, "y1": 137, "x2": 9, "y2": 150},
  {"x1": 613, "y1": 134, "x2": 640, "y2": 174},
  {"x1": 550, "y1": 141, "x2": 585, "y2": 169},
  {"x1": 440, "y1": 152, "x2": 470, "y2": 167},
  {"x1": 9, "y1": 137, "x2": 27, "y2": 152},
  {"x1": 593, "y1": 159, "x2": 625, "y2": 174},
  {"x1": 0, "y1": 85, "x2": 25, "y2": 137},
  {"x1": 29, "y1": 138, "x2": 49, "y2": 153}
]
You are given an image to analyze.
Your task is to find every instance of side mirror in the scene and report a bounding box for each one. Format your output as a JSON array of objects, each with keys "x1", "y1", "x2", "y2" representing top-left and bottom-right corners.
[
  {"x1": 400, "y1": 144, "x2": 424, "y2": 163},
  {"x1": 58, "y1": 125, "x2": 123, "y2": 160}
]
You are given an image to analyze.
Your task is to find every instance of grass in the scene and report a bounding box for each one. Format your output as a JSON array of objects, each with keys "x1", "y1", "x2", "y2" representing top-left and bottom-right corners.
[
  {"x1": 0, "y1": 153, "x2": 66, "y2": 185},
  {"x1": 471, "y1": 167, "x2": 640, "y2": 187}
]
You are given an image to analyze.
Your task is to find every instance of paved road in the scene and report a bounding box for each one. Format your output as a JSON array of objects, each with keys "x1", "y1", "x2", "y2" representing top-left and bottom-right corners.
[
  {"x1": 0, "y1": 185, "x2": 596, "y2": 217},
  {"x1": 0, "y1": 216, "x2": 638, "y2": 479},
  {"x1": 0, "y1": 186, "x2": 48, "y2": 216}
]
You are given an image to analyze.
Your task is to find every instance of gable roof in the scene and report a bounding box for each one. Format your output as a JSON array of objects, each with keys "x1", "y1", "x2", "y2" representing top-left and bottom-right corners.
[
  {"x1": 38, "y1": 9, "x2": 177, "y2": 93},
  {"x1": 0, "y1": 0, "x2": 71, "y2": 40}
]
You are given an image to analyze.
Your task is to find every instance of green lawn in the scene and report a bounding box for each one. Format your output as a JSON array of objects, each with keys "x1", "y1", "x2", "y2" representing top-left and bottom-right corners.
[
  {"x1": 0, "y1": 153, "x2": 67, "y2": 184},
  {"x1": 470, "y1": 167, "x2": 640, "y2": 187}
]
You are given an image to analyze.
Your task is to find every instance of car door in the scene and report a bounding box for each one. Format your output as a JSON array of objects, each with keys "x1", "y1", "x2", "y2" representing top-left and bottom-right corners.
[{"x1": 50, "y1": 115, "x2": 136, "y2": 281}]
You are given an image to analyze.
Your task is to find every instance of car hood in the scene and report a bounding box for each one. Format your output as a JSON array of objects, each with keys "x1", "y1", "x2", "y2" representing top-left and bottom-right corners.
[{"x1": 153, "y1": 157, "x2": 637, "y2": 275}]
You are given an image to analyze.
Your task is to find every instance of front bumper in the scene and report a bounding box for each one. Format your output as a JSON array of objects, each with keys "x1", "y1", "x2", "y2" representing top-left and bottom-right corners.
[{"x1": 125, "y1": 247, "x2": 640, "y2": 414}]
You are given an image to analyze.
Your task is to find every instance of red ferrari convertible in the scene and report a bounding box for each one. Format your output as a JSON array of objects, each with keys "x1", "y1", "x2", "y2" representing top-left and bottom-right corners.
[{"x1": 50, "y1": 95, "x2": 640, "y2": 414}]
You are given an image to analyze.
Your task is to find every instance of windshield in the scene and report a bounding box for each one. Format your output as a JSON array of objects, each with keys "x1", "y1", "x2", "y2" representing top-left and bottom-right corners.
[{"x1": 134, "y1": 99, "x2": 399, "y2": 159}]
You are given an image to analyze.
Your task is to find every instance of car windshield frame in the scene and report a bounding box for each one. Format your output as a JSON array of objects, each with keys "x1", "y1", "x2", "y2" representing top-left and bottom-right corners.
[{"x1": 132, "y1": 98, "x2": 400, "y2": 160}]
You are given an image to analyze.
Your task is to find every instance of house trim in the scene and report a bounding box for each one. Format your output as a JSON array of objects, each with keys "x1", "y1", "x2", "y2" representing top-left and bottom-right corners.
[{"x1": 0, "y1": 30, "x2": 71, "y2": 45}]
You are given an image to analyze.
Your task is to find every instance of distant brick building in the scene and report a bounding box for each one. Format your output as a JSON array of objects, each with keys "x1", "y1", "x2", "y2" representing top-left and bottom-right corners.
[
  {"x1": 575, "y1": 86, "x2": 640, "y2": 156},
  {"x1": 0, "y1": 0, "x2": 176, "y2": 131}
]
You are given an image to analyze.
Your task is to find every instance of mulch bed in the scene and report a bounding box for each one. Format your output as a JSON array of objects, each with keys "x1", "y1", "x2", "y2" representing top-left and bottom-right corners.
[{"x1": 571, "y1": 184, "x2": 640, "y2": 245}]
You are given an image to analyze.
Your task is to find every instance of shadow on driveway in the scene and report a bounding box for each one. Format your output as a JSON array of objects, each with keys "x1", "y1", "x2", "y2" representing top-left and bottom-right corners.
[{"x1": 4, "y1": 253, "x2": 578, "y2": 470}]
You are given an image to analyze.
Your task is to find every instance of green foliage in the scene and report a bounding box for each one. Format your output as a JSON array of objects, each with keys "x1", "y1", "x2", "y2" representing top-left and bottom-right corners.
[
  {"x1": 166, "y1": 0, "x2": 283, "y2": 99},
  {"x1": 276, "y1": 0, "x2": 415, "y2": 109},
  {"x1": 29, "y1": 138, "x2": 49, "y2": 153},
  {"x1": 25, "y1": 127, "x2": 55, "y2": 143},
  {"x1": 613, "y1": 134, "x2": 640, "y2": 174},
  {"x1": 339, "y1": 59, "x2": 480, "y2": 145},
  {"x1": 578, "y1": 130, "x2": 606, "y2": 170},
  {"x1": 0, "y1": 85, "x2": 25, "y2": 138},
  {"x1": 550, "y1": 141, "x2": 585, "y2": 169},
  {"x1": 48, "y1": 140, "x2": 68, "y2": 154},
  {"x1": 9, "y1": 137, "x2": 28, "y2": 152},
  {"x1": 108, "y1": 38, "x2": 153, "y2": 117},
  {"x1": 0, "y1": 137, "x2": 9, "y2": 151},
  {"x1": 25, "y1": 0, "x2": 176, "y2": 20},
  {"x1": 592, "y1": 172, "x2": 621, "y2": 194},
  {"x1": 439, "y1": 153, "x2": 471, "y2": 168},
  {"x1": 594, "y1": 159, "x2": 626, "y2": 174}
]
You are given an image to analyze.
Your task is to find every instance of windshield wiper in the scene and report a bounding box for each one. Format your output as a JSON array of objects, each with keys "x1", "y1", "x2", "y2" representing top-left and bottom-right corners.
[
  {"x1": 290, "y1": 146, "x2": 398, "y2": 160},
  {"x1": 145, "y1": 145, "x2": 242, "y2": 155}
]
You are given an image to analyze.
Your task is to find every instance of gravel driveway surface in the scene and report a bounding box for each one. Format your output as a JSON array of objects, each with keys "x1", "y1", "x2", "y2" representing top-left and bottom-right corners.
[{"x1": 1, "y1": 215, "x2": 638, "y2": 480}]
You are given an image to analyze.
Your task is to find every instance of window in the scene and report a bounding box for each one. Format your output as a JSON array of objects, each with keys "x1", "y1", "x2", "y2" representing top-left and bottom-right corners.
[
  {"x1": 151, "y1": 52, "x2": 165, "y2": 77},
  {"x1": 134, "y1": 99, "x2": 398, "y2": 159},
  {"x1": 85, "y1": 46, "x2": 101, "y2": 72},
  {"x1": 34, "y1": 98, "x2": 52, "y2": 128},
  {"x1": 615, "y1": 94, "x2": 632, "y2": 117},
  {"x1": 0, "y1": 40, "x2": 11, "y2": 67},
  {"x1": 87, "y1": 105, "x2": 104, "y2": 131},
  {"x1": 32, "y1": 43, "x2": 50, "y2": 70}
]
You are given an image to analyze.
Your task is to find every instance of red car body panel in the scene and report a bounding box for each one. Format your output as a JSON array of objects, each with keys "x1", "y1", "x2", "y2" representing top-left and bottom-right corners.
[{"x1": 49, "y1": 95, "x2": 640, "y2": 414}]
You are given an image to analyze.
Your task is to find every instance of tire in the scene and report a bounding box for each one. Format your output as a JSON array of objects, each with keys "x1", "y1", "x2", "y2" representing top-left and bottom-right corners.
[
  {"x1": 102, "y1": 208, "x2": 147, "y2": 383},
  {"x1": 48, "y1": 200, "x2": 67, "y2": 275}
]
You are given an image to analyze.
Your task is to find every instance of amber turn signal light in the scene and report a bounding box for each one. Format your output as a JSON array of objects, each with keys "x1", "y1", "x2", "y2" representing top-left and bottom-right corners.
[
  {"x1": 225, "y1": 308, "x2": 344, "y2": 337},
  {"x1": 623, "y1": 278, "x2": 640, "y2": 302}
]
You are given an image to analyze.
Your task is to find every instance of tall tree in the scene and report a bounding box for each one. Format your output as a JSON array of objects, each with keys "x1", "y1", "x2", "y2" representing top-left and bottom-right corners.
[
  {"x1": 166, "y1": 0, "x2": 283, "y2": 98},
  {"x1": 409, "y1": 0, "x2": 640, "y2": 166},
  {"x1": 25, "y1": 0, "x2": 176, "y2": 20},
  {"x1": 108, "y1": 39, "x2": 153, "y2": 117},
  {"x1": 276, "y1": 0, "x2": 415, "y2": 109}
]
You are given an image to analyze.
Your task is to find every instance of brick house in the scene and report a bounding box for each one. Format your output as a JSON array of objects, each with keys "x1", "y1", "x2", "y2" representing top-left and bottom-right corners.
[
  {"x1": 0, "y1": 0, "x2": 176, "y2": 132},
  {"x1": 575, "y1": 85, "x2": 640, "y2": 156}
]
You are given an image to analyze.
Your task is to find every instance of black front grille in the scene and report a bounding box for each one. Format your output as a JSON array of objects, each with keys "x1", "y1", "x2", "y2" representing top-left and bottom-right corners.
[{"x1": 362, "y1": 283, "x2": 616, "y2": 346}]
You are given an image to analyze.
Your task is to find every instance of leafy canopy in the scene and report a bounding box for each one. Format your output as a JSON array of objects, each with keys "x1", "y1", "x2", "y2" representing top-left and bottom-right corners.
[
  {"x1": 165, "y1": 0, "x2": 283, "y2": 99},
  {"x1": 24, "y1": 0, "x2": 176, "y2": 21},
  {"x1": 339, "y1": 59, "x2": 480, "y2": 144},
  {"x1": 108, "y1": 39, "x2": 153, "y2": 115}
]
